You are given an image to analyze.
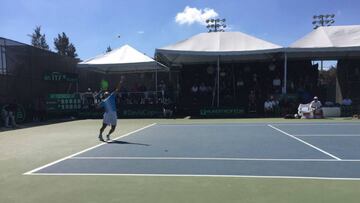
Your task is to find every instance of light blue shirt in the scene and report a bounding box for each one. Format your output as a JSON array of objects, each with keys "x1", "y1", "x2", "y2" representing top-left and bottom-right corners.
[{"x1": 100, "y1": 92, "x2": 117, "y2": 113}]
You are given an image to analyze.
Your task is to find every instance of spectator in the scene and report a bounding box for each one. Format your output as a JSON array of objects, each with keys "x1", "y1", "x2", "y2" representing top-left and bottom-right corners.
[
  {"x1": 199, "y1": 82, "x2": 207, "y2": 94},
  {"x1": 342, "y1": 97, "x2": 352, "y2": 106},
  {"x1": 1, "y1": 106, "x2": 9, "y2": 127},
  {"x1": 206, "y1": 84, "x2": 213, "y2": 95},
  {"x1": 273, "y1": 75, "x2": 281, "y2": 93},
  {"x1": 1, "y1": 105, "x2": 17, "y2": 128},
  {"x1": 264, "y1": 98, "x2": 273, "y2": 116},
  {"x1": 270, "y1": 95, "x2": 279, "y2": 111},
  {"x1": 158, "y1": 80, "x2": 167, "y2": 93},
  {"x1": 163, "y1": 98, "x2": 174, "y2": 118},
  {"x1": 191, "y1": 83, "x2": 199, "y2": 104},
  {"x1": 310, "y1": 96, "x2": 323, "y2": 118},
  {"x1": 236, "y1": 79, "x2": 245, "y2": 88},
  {"x1": 341, "y1": 96, "x2": 353, "y2": 117},
  {"x1": 248, "y1": 90, "x2": 257, "y2": 113},
  {"x1": 83, "y1": 88, "x2": 95, "y2": 109},
  {"x1": 33, "y1": 98, "x2": 41, "y2": 121},
  {"x1": 191, "y1": 83, "x2": 198, "y2": 94},
  {"x1": 38, "y1": 98, "x2": 46, "y2": 121},
  {"x1": 236, "y1": 78, "x2": 246, "y2": 104}
]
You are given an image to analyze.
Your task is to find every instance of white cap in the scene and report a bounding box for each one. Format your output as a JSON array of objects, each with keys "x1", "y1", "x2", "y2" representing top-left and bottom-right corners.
[{"x1": 314, "y1": 96, "x2": 318, "y2": 100}]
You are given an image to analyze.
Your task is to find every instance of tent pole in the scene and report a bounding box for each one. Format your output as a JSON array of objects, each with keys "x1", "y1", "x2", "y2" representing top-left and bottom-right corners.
[
  {"x1": 217, "y1": 56, "x2": 220, "y2": 107},
  {"x1": 283, "y1": 52, "x2": 287, "y2": 94},
  {"x1": 155, "y1": 68, "x2": 158, "y2": 103},
  {"x1": 232, "y1": 63, "x2": 236, "y2": 104}
]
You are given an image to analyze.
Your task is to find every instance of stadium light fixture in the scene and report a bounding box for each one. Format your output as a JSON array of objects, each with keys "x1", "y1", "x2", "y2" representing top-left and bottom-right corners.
[
  {"x1": 312, "y1": 14, "x2": 335, "y2": 29},
  {"x1": 206, "y1": 18, "x2": 227, "y2": 32}
]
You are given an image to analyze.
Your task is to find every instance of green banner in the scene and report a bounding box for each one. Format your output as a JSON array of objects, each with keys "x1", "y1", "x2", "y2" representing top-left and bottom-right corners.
[
  {"x1": 44, "y1": 72, "x2": 78, "y2": 82},
  {"x1": 200, "y1": 108, "x2": 245, "y2": 117},
  {"x1": 78, "y1": 107, "x2": 164, "y2": 118},
  {"x1": 121, "y1": 108, "x2": 163, "y2": 117},
  {"x1": 46, "y1": 94, "x2": 82, "y2": 112}
]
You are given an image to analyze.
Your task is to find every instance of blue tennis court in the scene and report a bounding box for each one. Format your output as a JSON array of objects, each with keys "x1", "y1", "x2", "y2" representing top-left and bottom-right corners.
[{"x1": 25, "y1": 122, "x2": 360, "y2": 180}]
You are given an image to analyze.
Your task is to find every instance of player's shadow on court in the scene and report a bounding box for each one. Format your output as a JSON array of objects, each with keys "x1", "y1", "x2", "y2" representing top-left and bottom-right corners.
[{"x1": 107, "y1": 140, "x2": 150, "y2": 146}]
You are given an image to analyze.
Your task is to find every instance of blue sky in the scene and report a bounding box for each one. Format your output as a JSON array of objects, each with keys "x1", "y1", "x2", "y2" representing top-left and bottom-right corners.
[{"x1": 1, "y1": 0, "x2": 360, "y2": 60}]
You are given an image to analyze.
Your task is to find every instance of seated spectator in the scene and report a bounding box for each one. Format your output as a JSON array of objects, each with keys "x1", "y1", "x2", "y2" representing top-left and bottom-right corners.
[
  {"x1": 158, "y1": 80, "x2": 167, "y2": 92},
  {"x1": 191, "y1": 83, "x2": 199, "y2": 104},
  {"x1": 264, "y1": 98, "x2": 274, "y2": 116},
  {"x1": 272, "y1": 75, "x2": 281, "y2": 93},
  {"x1": 1, "y1": 106, "x2": 17, "y2": 128},
  {"x1": 199, "y1": 82, "x2": 207, "y2": 94},
  {"x1": 248, "y1": 90, "x2": 256, "y2": 113},
  {"x1": 341, "y1": 96, "x2": 353, "y2": 117},
  {"x1": 163, "y1": 98, "x2": 174, "y2": 118},
  {"x1": 84, "y1": 88, "x2": 95, "y2": 109},
  {"x1": 236, "y1": 79, "x2": 245, "y2": 88},
  {"x1": 1, "y1": 106, "x2": 9, "y2": 127},
  {"x1": 206, "y1": 85, "x2": 213, "y2": 94},
  {"x1": 191, "y1": 83, "x2": 199, "y2": 94},
  {"x1": 310, "y1": 96, "x2": 323, "y2": 118},
  {"x1": 342, "y1": 97, "x2": 352, "y2": 106},
  {"x1": 270, "y1": 95, "x2": 279, "y2": 114},
  {"x1": 140, "y1": 97, "x2": 146, "y2": 105},
  {"x1": 252, "y1": 74, "x2": 258, "y2": 83}
]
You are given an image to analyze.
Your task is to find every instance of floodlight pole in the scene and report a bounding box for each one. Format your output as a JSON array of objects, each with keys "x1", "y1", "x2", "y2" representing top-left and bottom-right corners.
[
  {"x1": 155, "y1": 66, "x2": 158, "y2": 103},
  {"x1": 283, "y1": 52, "x2": 287, "y2": 94},
  {"x1": 312, "y1": 14, "x2": 335, "y2": 71},
  {"x1": 217, "y1": 56, "x2": 220, "y2": 107}
]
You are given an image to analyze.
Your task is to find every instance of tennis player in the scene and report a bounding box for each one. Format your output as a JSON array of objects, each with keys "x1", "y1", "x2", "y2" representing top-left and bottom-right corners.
[{"x1": 98, "y1": 81, "x2": 121, "y2": 142}]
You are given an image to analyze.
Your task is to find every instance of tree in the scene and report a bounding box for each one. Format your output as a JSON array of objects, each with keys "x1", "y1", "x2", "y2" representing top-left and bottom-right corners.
[
  {"x1": 29, "y1": 26, "x2": 49, "y2": 50},
  {"x1": 54, "y1": 32, "x2": 78, "y2": 58},
  {"x1": 67, "y1": 43, "x2": 77, "y2": 58},
  {"x1": 106, "y1": 46, "x2": 112, "y2": 53}
]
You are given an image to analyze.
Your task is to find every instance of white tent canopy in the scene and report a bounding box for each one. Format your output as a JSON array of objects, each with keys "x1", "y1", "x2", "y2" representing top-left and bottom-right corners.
[
  {"x1": 156, "y1": 32, "x2": 282, "y2": 64},
  {"x1": 287, "y1": 25, "x2": 360, "y2": 59},
  {"x1": 156, "y1": 31, "x2": 282, "y2": 106},
  {"x1": 78, "y1": 44, "x2": 168, "y2": 73}
]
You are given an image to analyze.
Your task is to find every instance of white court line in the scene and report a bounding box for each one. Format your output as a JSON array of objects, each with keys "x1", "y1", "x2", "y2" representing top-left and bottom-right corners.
[
  {"x1": 274, "y1": 123, "x2": 360, "y2": 126},
  {"x1": 268, "y1": 124, "x2": 342, "y2": 160},
  {"x1": 159, "y1": 123, "x2": 270, "y2": 127},
  {"x1": 23, "y1": 173, "x2": 360, "y2": 181},
  {"x1": 70, "y1": 156, "x2": 360, "y2": 162},
  {"x1": 296, "y1": 134, "x2": 360, "y2": 137},
  {"x1": 23, "y1": 123, "x2": 157, "y2": 175},
  {"x1": 159, "y1": 123, "x2": 360, "y2": 127}
]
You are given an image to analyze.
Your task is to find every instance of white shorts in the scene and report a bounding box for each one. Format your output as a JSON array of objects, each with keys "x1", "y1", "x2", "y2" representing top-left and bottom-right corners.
[{"x1": 103, "y1": 112, "x2": 117, "y2": 126}]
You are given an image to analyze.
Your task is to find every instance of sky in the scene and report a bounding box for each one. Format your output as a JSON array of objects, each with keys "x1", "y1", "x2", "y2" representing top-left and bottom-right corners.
[{"x1": 1, "y1": 0, "x2": 360, "y2": 61}]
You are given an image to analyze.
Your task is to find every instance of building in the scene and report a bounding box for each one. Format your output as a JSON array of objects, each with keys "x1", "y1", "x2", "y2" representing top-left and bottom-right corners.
[{"x1": 0, "y1": 37, "x2": 78, "y2": 122}]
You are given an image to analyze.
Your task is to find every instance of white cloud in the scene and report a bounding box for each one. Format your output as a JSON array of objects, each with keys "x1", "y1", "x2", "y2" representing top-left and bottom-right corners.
[
  {"x1": 175, "y1": 6, "x2": 219, "y2": 26},
  {"x1": 225, "y1": 24, "x2": 235, "y2": 31},
  {"x1": 137, "y1": 31, "x2": 144, "y2": 34}
]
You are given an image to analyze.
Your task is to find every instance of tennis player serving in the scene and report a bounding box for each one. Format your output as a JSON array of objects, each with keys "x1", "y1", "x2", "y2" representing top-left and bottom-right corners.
[{"x1": 97, "y1": 81, "x2": 122, "y2": 142}]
